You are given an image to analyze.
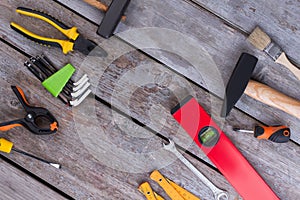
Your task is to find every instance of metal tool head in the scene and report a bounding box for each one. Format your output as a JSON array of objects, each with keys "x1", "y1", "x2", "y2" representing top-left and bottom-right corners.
[
  {"x1": 0, "y1": 86, "x2": 59, "y2": 135},
  {"x1": 216, "y1": 192, "x2": 229, "y2": 200},
  {"x1": 25, "y1": 55, "x2": 92, "y2": 107},
  {"x1": 70, "y1": 89, "x2": 92, "y2": 107},
  {"x1": 50, "y1": 163, "x2": 61, "y2": 169},
  {"x1": 73, "y1": 36, "x2": 107, "y2": 57},
  {"x1": 97, "y1": 0, "x2": 131, "y2": 38},
  {"x1": 221, "y1": 53, "x2": 258, "y2": 117},
  {"x1": 162, "y1": 139, "x2": 176, "y2": 152}
]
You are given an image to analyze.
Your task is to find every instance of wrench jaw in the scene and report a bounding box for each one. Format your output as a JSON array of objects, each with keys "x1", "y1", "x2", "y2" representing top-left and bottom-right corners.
[
  {"x1": 162, "y1": 139, "x2": 177, "y2": 152},
  {"x1": 216, "y1": 192, "x2": 229, "y2": 200},
  {"x1": 163, "y1": 138, "x2": 229, "y2": 200}
]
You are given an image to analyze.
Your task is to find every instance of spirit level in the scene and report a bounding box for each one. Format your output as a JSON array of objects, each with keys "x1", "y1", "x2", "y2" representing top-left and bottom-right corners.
[{"x1": 171, "y1": 96, "x2": 279, "y2": 200}]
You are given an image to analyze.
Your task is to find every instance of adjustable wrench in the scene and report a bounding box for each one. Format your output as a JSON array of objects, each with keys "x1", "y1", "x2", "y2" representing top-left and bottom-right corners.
[{"x1": 163, "y1": 139, "x2": 228, "y2": 200}]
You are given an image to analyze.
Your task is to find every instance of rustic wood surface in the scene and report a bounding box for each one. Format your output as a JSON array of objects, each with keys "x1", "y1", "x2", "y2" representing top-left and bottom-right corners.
[
  {"x1": 0, "y1": 0, "x2": 299, "y2": 199},
  {"x1": 0, "y1": 159, "x2": 67, "y2": 200},
  {"x1": 56, "y1": 0, "x2": 300, "y2": 143},
  {"x1": 190, "y1": 0, "x2": 300, "y2": 63}
]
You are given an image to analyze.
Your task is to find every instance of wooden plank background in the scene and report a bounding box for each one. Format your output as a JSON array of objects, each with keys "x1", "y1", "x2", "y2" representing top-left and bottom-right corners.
[
  {"x1": 57, "y1": 0, "x2": 300, "y2": 142},
  {"x1": 0, "y1": 159, "x2": 67, "y2": 200},
  {"x1": 0, "y1": 0, "x2": 299, "y2": 199}
]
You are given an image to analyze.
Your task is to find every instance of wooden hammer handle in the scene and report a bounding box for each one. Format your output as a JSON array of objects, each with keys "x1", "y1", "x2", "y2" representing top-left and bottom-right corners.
[
  {"x1": 244, "y1": 80, "x2": 300, "y2": 119},
  {"x1": 275, "y1": 52, "x2": 300, "y2": 80},
  {"x1": 83, "y1": 0, "x2": 126, "y2": 21},
  {"x1": 83, "y1": 0, "x2": 108, "y2": 11}
]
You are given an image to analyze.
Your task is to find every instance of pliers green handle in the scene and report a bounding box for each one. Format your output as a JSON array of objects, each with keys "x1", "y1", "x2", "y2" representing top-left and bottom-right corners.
[{"x1": 10, "y1": 7, "x2": 106, "y2": 56}]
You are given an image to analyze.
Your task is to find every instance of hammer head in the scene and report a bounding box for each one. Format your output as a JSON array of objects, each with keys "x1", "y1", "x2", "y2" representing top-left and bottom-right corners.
[
  {"x1": 221, "y1": 53, "x2": 258, "y2": 117},
  {"x1": 97, "y1": 0, "x2": 131, "y2": 38}
]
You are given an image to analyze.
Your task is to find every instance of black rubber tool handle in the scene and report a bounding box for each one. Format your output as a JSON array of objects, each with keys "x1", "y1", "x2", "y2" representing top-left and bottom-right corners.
[
  {"x1": 97, "y1": 0, "x2": 131, "y2": 38},
  {"x1": 221, "y1": 53, "x2": 258, "y2": 117}
]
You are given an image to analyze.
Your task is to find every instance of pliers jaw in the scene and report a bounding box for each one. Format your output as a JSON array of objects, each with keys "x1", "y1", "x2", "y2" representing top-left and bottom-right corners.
[
  {"x1": 0, "y1": 86, "x2": 58, "y2": 135},
  {"x1": 73, "y1": 35, "x2": 107, "y2": 57}
]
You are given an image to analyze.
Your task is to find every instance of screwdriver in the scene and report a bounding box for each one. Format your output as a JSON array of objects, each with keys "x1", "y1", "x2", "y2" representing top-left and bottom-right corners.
[
  {"x1": 233, "y1": 125, "x2": 290, "y2": 143},
  {"x1": 0, "y1": 138, "x2": 61, "y2": 168}
]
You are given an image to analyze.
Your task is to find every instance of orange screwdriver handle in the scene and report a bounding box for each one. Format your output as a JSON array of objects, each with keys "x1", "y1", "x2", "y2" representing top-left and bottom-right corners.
[{"x1": 254, "y1": 125, "x2": 290, "y2": 143}]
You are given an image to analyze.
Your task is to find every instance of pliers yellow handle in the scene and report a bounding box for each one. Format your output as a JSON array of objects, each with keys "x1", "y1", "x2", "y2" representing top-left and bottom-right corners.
[{"x1": 10, "y1": 7, "x2": 79, "y2": 54}]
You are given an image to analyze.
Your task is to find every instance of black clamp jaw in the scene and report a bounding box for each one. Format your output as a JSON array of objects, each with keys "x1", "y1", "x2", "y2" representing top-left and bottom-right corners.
[{"x1": 0, "y1": 86, "x2": 58, "y2": 135}]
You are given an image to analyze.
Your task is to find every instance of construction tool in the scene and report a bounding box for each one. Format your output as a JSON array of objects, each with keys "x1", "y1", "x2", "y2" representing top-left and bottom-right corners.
[
  {"x1": 149, "y1": 170, "x2": 201, "y2": 200},
  {"x1": 163, "y1": 140, "x2": 227, "y2": 200},
  {"x1": 42, "y1": 63, "x2": 76, "y2": 97},
  {"x1": 10, "y1": 7, "x2": 107, "y2": 56},
  {"x1": 171, "y1": 96, "x2": 279, "y2": 199},
  {"x1": 233, "y1": 125, "x2": 290, "y2": 143},
  {"x1": 25, "y1": 55, "x2": 92, "y2": 107},
  {"x1": 83, "y1": 0, "x2": 131, "y2": 38},
  {"x1": 0, "y1": 86, "x2": 58, "y2": 135},
  {"x1": 221, "y1": 53, "x2": 300, "y2": 119},
  {"x1": 138, "y1": 182, "x2": 164, "y2": 200},
  {"x1": 0, "y1": 138, "x2": 60, "y2": 169},
  {"x1": 248, "y1": 26, "x2": 300, "y2": 80}
]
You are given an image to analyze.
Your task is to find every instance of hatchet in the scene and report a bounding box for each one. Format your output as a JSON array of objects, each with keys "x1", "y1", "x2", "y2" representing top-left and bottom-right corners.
[
  {"x1": 221, "y1": 53, "x2": 300, "y2": 119},
  {"x1": 83, "y1": 0, "x2": 131, "y2": 38}
]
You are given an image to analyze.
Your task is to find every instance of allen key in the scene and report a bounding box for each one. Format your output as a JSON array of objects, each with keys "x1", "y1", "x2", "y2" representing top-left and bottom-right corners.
[{"x1": 24, "y1": 55, "x2": 91, "y2": 106}]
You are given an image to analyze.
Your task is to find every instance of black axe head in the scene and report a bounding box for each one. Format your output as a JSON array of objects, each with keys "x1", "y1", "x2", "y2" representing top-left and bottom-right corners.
[
  {"x1": 221, "y1": 53, "x2": 258, "y2": 117},
  {"x1": 97, "y1": 0, "x2": 131, "y2": 38}
]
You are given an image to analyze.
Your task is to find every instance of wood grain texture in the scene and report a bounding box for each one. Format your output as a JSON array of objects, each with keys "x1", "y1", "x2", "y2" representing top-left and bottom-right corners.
[
  {"x1": 245, "y1": 80, "x2": 300, "y2": 119},
  {"x1": 248, "y1": 26, "x2": 272, "y2": 51},
  {"x1": 83, "y1": 0, "x2": 108, "y2": 12},
  {"x1": 0, "y1": 0, "x2": 299, "y2": 199},
  {"x1": 0, "y1": 41, "x2": 237, "y2": 199},
  {"x1": 0, "y1": 0, "x2": 210, "y2": 159},
  {"x1": 191, "y1": 0, "x2": 300, "y2": 64},
  {"x1": 55, "y1": 0, "x2": 300, "y2": 143},
  {"x1": 0, "y1": 40, "x2": 299, "y2": 199},
  {"x1": 0, "y1": 159, "x2": 67, "y2": 200}
]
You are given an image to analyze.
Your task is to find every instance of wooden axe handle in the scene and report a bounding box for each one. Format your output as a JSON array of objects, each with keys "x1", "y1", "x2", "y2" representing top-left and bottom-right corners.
[
  {"x1": 83, "y1": 0, "x2": 126, "y2": 21},
  {"x1": 244, "y1": 80, "x2": 300, "y2": 119}
]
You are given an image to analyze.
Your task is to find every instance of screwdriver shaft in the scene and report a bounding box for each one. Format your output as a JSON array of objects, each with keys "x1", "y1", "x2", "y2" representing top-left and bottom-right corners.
[
  {"x1": 233, "y1": 128, "x2": 254, "y2": 134},
  {"x1": 12, "y1": 148, "x2": 61, "y2": 169}
]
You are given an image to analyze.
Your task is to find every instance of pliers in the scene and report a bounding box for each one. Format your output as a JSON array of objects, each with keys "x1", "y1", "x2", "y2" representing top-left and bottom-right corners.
[
  {"x1": 10, "y1": 7, "x2": 107, "y2": 56},
  {"x1": 0, "y1": 86, "x2": 58, "y2": 135}
]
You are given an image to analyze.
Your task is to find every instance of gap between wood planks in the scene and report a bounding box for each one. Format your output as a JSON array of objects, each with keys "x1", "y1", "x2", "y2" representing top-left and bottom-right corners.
[
  {"x1": 0, "y1": 154, "x2": 74, "y2": 199},
  {"x1": 0, "y1": 34, "x2": 221, "y2": 169},
  {"x1": 0, "y1": 37, "x2": 223, "y2": 197},
  {"x1": 0, "y1": 37, "x2": 234, "y2": 199},
  {"x1": 1, "y1": 1, "x2": 299, "y2": 198},
  {"x1": 183, "y1": 0, "x2": 300, "y2": 67},
  {"x1": 1, "y1": 11, "x2": 298, "y2": 200},
  {"x1": 2, "y1": 0, "x2": 295, "y2": 184},
  {"x1": 51, "y1": 0, "x2": 300, "y2": 146}
]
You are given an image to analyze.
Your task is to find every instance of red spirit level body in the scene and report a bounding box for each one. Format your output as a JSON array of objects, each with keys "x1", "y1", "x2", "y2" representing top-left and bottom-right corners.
[{"x1": 171, "y1": 96, "x2": 279, "y2": 200}]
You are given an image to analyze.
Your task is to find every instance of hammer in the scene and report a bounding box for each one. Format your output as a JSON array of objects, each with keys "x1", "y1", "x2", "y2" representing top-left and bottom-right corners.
[
  {"x1": 221, "y1": 53, "x2": 300, "y2": 119},
  {"x1": 83, "y1": 0, "x2": 131, "y2": 38}
]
